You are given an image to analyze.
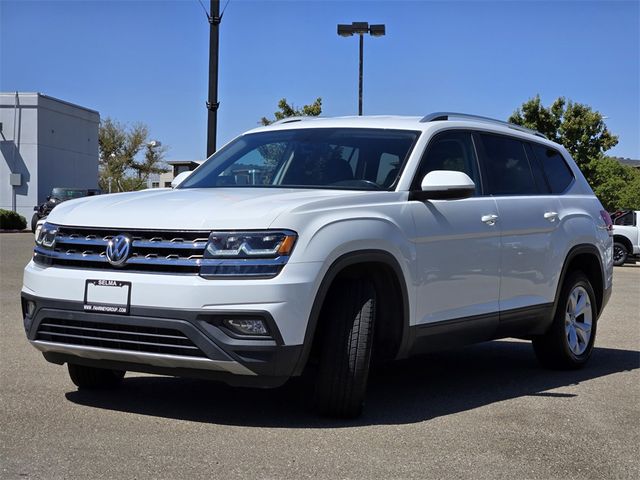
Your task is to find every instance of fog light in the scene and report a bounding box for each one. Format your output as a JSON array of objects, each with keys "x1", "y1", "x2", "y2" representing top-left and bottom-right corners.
[
  {"x1": 25, "y1": 300, "x2": 36, "y2": 317},
  {"x1": 224, "y1": 318, "x2": 268, "y2": 336}
]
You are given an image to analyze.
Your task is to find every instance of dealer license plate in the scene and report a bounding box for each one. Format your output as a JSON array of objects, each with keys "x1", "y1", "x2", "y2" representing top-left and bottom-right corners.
[{"x1": 84, "y1": 280, "x2": 131, "y2": 314}]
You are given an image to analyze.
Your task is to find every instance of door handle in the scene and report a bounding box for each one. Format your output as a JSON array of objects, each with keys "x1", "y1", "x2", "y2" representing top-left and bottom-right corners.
[
  {"x1": 544, "y1": 211, "x2": 559, "y2": 222},
  {"x1": 481, "y1": 214, "x2": 498, "y2": 226}
]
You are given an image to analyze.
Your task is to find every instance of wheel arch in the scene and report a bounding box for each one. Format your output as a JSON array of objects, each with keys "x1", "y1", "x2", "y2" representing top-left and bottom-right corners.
[
  {"x1": 291, "y1": 249, "x2": 411, "y2": 376},
  {"x1": 613, "y1": 234, "x2": 633, "y2": 254},
  {"x1": 553, "y1": 244, "x2": 606, "y2": 320}
]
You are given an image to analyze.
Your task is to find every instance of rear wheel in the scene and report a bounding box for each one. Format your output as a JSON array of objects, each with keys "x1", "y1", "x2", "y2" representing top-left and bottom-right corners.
[
  {"x1": 613, "y1": 242, "x2": 628, "y2": 266},
  {"x1": 67, "y1": 364, "x2": 125, "y2": 389},
  {"x1": 315, "y1": 279, "x2": 376, "y2": 418},
  {"x1": 532, "y1": 272, "x2": 597, "y2": 369}
]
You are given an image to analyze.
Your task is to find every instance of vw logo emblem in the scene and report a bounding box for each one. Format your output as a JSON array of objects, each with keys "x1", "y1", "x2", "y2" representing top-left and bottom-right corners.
[{"x1": 106, "y1": 234, "x2": 131, "y2": 266}]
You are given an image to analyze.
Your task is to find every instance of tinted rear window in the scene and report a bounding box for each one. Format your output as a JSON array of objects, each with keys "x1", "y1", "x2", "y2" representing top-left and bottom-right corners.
[
  {"x1": 530, "y1": 143, "x2": 574, "y2": 193},
  {"x1": 479, "y1": 134, "x2": 537, "y2": 195}
]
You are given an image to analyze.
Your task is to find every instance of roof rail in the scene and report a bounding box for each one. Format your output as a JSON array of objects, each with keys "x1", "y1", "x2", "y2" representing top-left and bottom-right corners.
[
  {"x1": 269, "y1": 116, "x2": 315, "y2": 126},
  {"x1": 419, "y1": 112, "x2": 547, "y2": 139}
]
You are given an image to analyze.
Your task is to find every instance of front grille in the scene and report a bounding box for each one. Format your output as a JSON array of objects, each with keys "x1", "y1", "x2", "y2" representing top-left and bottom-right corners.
[
  {"x1": 35, "y1": 318, "x2": 206, "y2": 358},
  {"x1": 35, "y1": 226, "x2": 210, "y2": 274}
]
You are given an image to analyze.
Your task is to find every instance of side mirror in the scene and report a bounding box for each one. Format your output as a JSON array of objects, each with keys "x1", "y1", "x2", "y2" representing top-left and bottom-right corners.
[
  {"x1": 171, "y1": 170, "x2": 193, "y2": 188},
  {"x1": 410, "y1": 170, "x2": 476, "y2": 201}
]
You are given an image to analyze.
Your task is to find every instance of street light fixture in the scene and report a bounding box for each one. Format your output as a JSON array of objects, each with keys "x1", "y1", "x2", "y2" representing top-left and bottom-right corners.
[{"x1": 337, "y1": 22, "x2": 386, "y2": 115}]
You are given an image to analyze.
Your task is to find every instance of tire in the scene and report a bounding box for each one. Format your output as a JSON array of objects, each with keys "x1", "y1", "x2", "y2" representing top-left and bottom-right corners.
[
  {"x1": 532, "y1": 272, "x2": 597, "y2": 369},
  {"x1": 613, "y1": 242, "x2": 628, "y2": 266},
  {"x1": 315, "y1": 279, "x2": 376, "y2": 418},
  {"x1": 31, "y1": 213, "x2": 40, "y2": 233},
  {"x1": 67, "y1": 363, "x2": 125, "y2": 389}
]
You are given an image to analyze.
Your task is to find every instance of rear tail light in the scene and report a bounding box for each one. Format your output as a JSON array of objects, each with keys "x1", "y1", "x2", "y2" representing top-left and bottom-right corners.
[{"x1": 600, "y1": 210, "x2": 613, "y2": 234}]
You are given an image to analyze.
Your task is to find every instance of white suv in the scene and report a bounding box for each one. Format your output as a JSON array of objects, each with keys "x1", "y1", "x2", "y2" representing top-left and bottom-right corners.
[{"x1": 22, "y1": 113, "x2": 613, "y2": 417}]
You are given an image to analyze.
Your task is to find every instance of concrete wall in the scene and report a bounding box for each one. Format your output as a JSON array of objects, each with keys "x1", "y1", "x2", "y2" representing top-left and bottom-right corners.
[{"x1": 0, "y1": 93, "x2": 99, "y2": 221}]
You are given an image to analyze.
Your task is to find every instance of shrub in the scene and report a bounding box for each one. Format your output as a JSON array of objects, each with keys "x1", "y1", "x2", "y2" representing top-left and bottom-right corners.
[{"x1": 0, "y1": 209, "x2": 28, "y2": 230}]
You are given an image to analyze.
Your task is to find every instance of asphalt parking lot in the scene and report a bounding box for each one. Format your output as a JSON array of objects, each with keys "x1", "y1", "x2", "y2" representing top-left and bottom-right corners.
[{"x1": 1, "y1": 232, "x2": 638, "y2": 479}]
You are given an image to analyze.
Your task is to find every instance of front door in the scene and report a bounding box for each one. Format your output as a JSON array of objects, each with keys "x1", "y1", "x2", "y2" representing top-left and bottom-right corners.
[{"x1": 409, "y1": 130, "x2": 501, "y2": 330}]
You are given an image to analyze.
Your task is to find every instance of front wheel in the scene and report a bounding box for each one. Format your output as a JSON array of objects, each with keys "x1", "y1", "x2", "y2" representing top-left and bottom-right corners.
[
  {"x1": 613, "y1": 242, "x2": 628, "y2": 266},
  {"x1": 30, "y1": 213, "x2": 40, "y2": 233},
  {"x1": 314, "y1": 279, "x2": 376, "y2": 418},
  {"x1": 532, "y1": 272, "x2": 597, "y2": 369},
  {"x1": 68, "y1": 364, "x2": 125, "y2": 389}
]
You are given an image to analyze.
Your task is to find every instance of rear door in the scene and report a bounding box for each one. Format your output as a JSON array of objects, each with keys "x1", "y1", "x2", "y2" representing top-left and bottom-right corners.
[{"x1": 475, "y1": 132, "x2": 566, "y2": 313}]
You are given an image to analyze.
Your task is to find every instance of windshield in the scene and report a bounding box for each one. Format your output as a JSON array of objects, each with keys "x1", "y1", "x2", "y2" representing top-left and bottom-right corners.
[
  {"x1": 179, "y1": 128, "x2": 420, "y2": 191},
  {"x1": 51, "y1": 188, "x2": 88, "y2": 200}
]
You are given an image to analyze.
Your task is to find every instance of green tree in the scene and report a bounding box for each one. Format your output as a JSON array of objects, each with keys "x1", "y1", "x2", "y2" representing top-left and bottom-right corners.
[
  {"x1": 260, "y1": 97, "x2": 322, "y2": 126},
  {"x1": 98, "y1": 118, "x2": 168, "y2": 192},
  {"x1": 508, "y1": 96, "x2": 640, "y2": 210},
  {"x1": 588, "y1": 156, "x2": 640, "y2": 211},
  {"x1": 509, "y1": 95, "x2": 618, "y2": 173},
  {"x1": 256, "y1": 98, "x2": 323, "y2": 182}
]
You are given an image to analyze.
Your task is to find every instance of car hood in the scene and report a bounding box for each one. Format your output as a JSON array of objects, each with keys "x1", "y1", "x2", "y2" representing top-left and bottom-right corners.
[{"x1": 46, "y1": 187, "x2": 365, "y2": 230}]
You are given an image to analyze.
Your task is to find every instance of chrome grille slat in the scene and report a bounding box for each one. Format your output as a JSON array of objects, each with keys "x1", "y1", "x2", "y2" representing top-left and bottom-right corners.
[
  {"x1": 37, "y1": 331, "x2": 200, "y2": 350},
  {"x1": 35, "y1": 246, "x2": 287, "y2": 267},
  {"x1": 56, "y1": 236, "x2": 108, "y2": 247},
  {"x1": 133, "y1": 240, "x2": 207, "y2": 250},
  {"x1": 56, "y1": 236, "x2": 208, "y2": 250},
  {"x1": 39, "y1": 323, "x2": 188, "y2": 340},
  {"x1": 36, "y1": 318, "x2": 207, "y2": 358}
]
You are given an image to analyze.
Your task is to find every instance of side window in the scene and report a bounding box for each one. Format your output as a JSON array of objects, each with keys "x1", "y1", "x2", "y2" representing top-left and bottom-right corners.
[
  {"x1": 525, "y1": 144, "x2": 551, "y2": 194},
  {"x1": 479, "y1": 133, "x2": 537, "y2": 195},
  {"x1": 413, "y1": 131, "x2": 480, "y2": 193},
  {"x1": 613, "y1": 211, "x2": 635, "y2": 226},
  {"x1": 530, "y1": 143, "x2": 575, "y2": 194}
]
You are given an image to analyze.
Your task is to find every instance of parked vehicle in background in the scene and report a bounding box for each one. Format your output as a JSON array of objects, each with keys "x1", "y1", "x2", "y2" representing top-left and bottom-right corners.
[
  {"x1": 22, "y1": 113, "x2": 613, "y2": 418},
  {"x1": 611, "y1": 210, "x2": 640, "y2": 266},
  {"x1": 31, "y1": 188, "x2": 101, "y2": 232}
]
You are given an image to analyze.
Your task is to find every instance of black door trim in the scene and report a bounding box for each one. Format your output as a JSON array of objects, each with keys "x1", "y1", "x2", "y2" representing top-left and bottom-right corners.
[{"x1": 408, "y1": 303, "x2": 553, "y2": 355}]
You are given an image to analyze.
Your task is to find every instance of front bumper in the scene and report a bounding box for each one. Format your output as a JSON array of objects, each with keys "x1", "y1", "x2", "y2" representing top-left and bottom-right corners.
[
  {"x1": 23, "y1": 260, "x2": 322, "y2": 346},
  {"x1": 22, "y1": 292, "x2": 305, "y2": 388}
]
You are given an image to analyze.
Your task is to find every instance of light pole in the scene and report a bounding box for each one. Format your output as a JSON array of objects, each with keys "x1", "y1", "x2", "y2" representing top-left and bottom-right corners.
[
  {"x1": 337, "y1": 22, "x2": 385, "y2": 116},
  {"x1": 108, "y1": 153, "x2": 115, "y2": 193},
  {"x1": 207, "y1": 0, "x2": 221, "y2": 157}
]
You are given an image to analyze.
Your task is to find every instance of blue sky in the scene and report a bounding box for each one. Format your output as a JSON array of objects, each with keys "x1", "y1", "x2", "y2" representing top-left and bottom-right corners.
[{"x1": 1, "y1": 0, "x2": 638, "y2": 160}]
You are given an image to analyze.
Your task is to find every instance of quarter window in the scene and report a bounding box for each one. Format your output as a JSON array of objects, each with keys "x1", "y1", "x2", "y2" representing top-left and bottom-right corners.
[
  {"x1": 530, "y1": 143, "x2": 574, "y2": 193},
  {"x1": 479, "y1": 134, "x2": 537, "y2": 195},
  {"x1": 613, "y1": 211, "x2": 636, "y2": 226}
]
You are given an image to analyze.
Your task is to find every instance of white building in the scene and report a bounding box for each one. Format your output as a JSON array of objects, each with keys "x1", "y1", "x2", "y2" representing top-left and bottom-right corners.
[
  {"x1": 0, "y1": 92, "x2": 99, "y2": 220},
  {"x1": 148, "y1": 159, "x2": 202, "y2": 189}
]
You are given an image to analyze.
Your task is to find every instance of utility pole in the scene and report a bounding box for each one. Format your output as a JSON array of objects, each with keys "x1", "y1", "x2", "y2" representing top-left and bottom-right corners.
[
  {"x1": 358, "y1": 34, "x2": 364, "y2": 116},
  {"x1": 206, "y1": 0, "x2": 220, "y2": 157}
]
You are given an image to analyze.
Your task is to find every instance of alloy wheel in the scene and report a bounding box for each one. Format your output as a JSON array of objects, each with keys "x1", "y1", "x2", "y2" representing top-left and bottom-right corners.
[{"x1": 564, "y1": 285, "x2": 593, "y2": 356}]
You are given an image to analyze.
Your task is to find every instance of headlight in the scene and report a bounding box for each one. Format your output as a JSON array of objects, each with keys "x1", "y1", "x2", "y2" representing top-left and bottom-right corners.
[
  {"x1": 204, "y1": 230, "x2": 296, "y2": 259},
  {"x1": 34, "y1": 223, "x2": 43, "y2": 241},
  {"x1": 35, "y1": 222, "x2": 58, "y2": 248},
  {"x1": 200, "y1": 230, "x2": 297, "y2": 278}
]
